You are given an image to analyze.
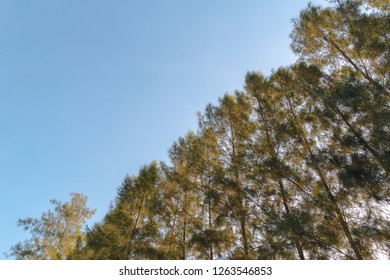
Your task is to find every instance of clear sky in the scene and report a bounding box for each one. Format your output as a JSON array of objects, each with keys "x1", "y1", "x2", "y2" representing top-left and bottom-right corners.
[{"x1": 0, "y1": 0, "x2": 328, "y2": 259}]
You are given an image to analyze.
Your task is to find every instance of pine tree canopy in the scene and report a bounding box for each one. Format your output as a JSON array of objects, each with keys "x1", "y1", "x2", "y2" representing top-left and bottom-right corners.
[{"x1": 10, "y1": 0, "x2": 389, "y2": 260}]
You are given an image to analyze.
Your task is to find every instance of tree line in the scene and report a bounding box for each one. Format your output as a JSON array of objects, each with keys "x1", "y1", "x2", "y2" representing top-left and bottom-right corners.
[{"x1": 10, "y1": 0, "x2": 389, "y2": 260}]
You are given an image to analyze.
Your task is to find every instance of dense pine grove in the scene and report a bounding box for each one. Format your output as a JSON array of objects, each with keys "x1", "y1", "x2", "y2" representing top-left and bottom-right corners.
[{"x1": 11, "y1": 0, "x2": 389, "y2": 260}]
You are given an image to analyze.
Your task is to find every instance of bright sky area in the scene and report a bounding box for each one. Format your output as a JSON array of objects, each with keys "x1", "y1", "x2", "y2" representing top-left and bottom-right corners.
[{"x1": 0, "y1": 0, "x2": 328, "y2": 259}]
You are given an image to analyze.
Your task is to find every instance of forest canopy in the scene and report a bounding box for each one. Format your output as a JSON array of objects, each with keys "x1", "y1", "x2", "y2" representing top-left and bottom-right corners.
[{"x1": 11, "y1": 0, "x2": 389, "y2": 260}]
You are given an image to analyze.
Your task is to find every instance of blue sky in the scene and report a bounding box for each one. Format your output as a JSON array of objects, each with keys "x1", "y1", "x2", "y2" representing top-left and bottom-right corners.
[{"x1": 0, "y1": 0, "x2": 327, "y2": 259}]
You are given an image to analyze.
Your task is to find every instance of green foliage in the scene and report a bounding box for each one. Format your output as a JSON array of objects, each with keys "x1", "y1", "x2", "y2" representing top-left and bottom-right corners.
[
  {"x1": 13, "y1": 0, "x2": 389, "y2": 260},
  {"x1": 9, "y1": 193, "x2": 95, "y2": 260}
]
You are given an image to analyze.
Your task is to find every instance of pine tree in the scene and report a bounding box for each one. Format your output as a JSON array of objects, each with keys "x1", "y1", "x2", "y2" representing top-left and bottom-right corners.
[
  {"x1": 22, "y1": 0, "x2": 389, "y2": 260},
  {"x1": 198, "y1": 93, "x2": 258, "y2": 259},
  {"x1": 9, "y1": 193, "x2": 95, "y2": 260},
  {"x1": 85, "y1": 163, "x2": 165, "y2": 259},
  {"x1": 291, "y1": 0, "x2": 389, "y2": 94}
]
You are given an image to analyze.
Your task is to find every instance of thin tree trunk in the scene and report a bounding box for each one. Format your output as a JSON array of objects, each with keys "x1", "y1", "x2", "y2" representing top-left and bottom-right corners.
[
  {"x1": 278, "y1": 181, "x2": 306, "y2": 260},
  {"x1": 167, "y1": 214, "x2": 177, "y2": 259},
  {"x1": 255, "y1": 95, "x2": 306, "y2": 259},
  {"x1": 208, "y1": 194, "x2": 214, "y2": 260},
  {"x1": 240, "y1": 212, "x2": 249, "y2": 259},
  {"x1": 126, "y1": 193, "x2": 145, "y2": 258},
  {"x1": 286, "y1": 96, "x2": 364, "y2": 259},
  {"x1": 182, "y1": 191, "x2": 188, "y2": 260}
]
